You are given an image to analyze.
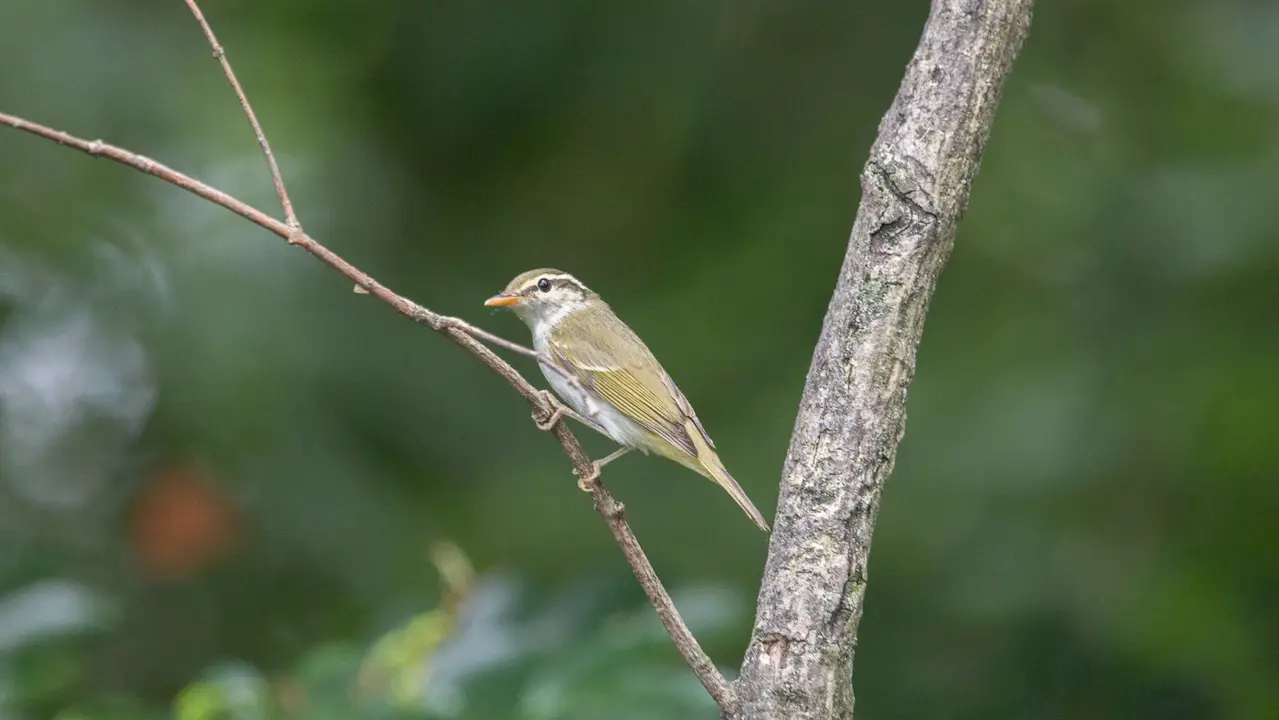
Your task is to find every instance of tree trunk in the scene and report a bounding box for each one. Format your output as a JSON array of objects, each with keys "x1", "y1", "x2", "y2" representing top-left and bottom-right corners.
[{"x1": 734, "y1": 1, "x2": 1035, "y2": 718}]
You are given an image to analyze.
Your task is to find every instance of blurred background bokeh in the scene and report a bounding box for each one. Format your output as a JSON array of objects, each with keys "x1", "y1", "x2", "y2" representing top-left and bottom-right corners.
[{"x1": 1, "y1": 0, "x2": 1276, "y2": 718}]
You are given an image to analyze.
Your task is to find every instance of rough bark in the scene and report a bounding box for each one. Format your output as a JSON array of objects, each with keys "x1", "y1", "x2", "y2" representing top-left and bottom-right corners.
[{"x1": 733, "y1": 1, "x2": 1034, "y2": 718}]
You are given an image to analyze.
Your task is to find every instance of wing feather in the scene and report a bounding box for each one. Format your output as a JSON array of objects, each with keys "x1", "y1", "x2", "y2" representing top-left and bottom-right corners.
[{"x1": 548, "y1": 308, "x2": 714, "y2": 459}]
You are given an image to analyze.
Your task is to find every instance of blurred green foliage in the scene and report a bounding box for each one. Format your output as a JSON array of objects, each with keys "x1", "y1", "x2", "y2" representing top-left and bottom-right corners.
[{"x1": 1, "y1": 0, "x2": 1277, "y2": 718}]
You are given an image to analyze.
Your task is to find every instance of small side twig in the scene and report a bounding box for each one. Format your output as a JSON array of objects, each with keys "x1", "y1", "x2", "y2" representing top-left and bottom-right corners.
[
  {"x1": 182, "y1": 0, "x2": 300, "y2": 236},
  {"x1": 179, "y1": 0, "x2": 602, "y2": 406}
]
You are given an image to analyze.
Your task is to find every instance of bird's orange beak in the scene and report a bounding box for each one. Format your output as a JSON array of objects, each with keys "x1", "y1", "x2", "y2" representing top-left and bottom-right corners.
[{"x1": 484, "y1": 294, "x2": 522, "y2": 307}]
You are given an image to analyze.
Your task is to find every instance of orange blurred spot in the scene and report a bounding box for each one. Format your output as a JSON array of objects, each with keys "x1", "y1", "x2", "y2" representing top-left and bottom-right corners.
[{"x1": 129, "y1": 464, "x2": 239, "y2": 582}]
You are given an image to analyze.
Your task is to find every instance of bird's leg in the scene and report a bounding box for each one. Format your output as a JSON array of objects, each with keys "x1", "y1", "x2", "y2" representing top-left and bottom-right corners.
[
  {"x1": 594, "y1": 446, "x2": 633, "y2": 470},
  {"x1": 534, "y1": 390, "x2": 594, "y2": 431},
  {"x1": 575, "y1": 447, "x2": 633, "y2": 491}
]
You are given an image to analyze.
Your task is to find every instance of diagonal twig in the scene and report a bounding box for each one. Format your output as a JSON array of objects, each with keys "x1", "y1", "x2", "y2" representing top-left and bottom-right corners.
[
  {"x1": 0, "y1": 106, "x2": 734, "y2": 710},
  {"x1": 3, "y1": 4, "x2": 736, "y2": 708},
  {"x1": 182, "y1": 0, "x2": 300, "y2": 235}
]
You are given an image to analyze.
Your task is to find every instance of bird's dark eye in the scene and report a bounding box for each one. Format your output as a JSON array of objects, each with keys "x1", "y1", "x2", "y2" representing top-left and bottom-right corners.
[{"x1": 537, "y1": 278, "x2": 551, "y2": 293}]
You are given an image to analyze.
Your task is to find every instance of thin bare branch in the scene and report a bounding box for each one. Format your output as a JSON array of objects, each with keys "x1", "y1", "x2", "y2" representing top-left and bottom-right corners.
[
  {"x1": 182, "y1": 0, "x2": 300, "y2": 234},
  {"x1": 1, "y1": 112, "x2": 284, "y2": 238},
  {"x1": 0, "y1": 108, "x2": 732, "y2": 709},
  {"x1": 591, "y1": 491, "x2": 737, "y2": 710}
]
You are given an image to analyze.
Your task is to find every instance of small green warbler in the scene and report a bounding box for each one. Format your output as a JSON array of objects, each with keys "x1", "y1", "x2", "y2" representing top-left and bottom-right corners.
[{"x1": 486, "y1": 269, "x2": 769, "y2": 531}]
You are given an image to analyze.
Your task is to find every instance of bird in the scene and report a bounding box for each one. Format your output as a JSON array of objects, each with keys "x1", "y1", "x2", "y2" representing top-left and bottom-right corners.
[{"x1": 485, "y1": 268, "x2": 770, "y2": 531}]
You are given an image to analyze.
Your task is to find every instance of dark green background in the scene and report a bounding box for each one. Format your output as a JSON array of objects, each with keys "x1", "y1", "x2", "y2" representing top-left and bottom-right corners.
[{"x1": 1, "y1": 0, "x2": 1275, "y2": 718}]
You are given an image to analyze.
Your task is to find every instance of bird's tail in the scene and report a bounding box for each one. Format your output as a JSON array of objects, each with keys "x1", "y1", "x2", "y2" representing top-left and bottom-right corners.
[{"x1": 699, "y1": 450, "x2": 771, "y2": 532}]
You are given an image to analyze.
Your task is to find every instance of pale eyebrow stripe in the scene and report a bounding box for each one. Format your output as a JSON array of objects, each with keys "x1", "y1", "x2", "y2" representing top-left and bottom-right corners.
[{"x1": 520, "y1": 273, "x2": 586, "y2": 292}]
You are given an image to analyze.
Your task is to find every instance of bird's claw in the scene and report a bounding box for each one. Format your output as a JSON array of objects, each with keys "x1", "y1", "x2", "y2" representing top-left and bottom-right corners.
[
  {"x1": 533, "y1": 390, "x2": 567, "y2": 431},
  {"x1": 573, "y1": 461, "x2": 603, "y2": 492}
]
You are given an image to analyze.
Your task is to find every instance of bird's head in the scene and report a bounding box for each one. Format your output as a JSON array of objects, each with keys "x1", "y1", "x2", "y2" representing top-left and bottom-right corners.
[{"x1": 484, "y1": 268, "x2": 599, "y2": 330}]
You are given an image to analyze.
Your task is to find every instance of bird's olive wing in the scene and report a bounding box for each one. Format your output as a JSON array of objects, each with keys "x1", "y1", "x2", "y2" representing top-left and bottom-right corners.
[
  {"x1": 548, "y1": 315, "x2": 703, "y2": 458},
  {"x1": 659, "y1": 371, "x2": 715, "y2": 450}
]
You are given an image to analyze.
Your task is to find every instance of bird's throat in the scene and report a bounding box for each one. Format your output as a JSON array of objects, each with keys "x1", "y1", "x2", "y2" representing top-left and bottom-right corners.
[{"x1": 530, "y1": 300, "x2": 589, "y2": 341}]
